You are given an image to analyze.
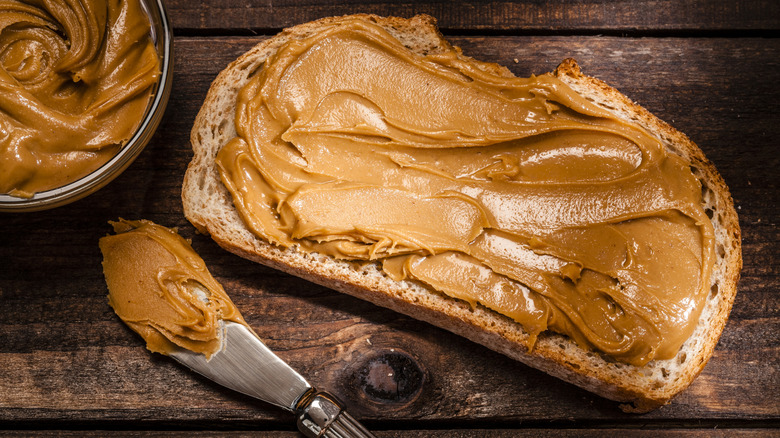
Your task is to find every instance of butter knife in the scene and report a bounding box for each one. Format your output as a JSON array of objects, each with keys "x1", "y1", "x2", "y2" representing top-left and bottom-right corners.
[{"x1": 169, "y1": 321, "x2": 375, "y2": 438}]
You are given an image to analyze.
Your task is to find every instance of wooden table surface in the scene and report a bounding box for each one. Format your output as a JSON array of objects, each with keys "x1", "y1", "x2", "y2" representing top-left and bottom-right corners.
[{"x1": 1, "y1": 1, "x2": 779, "y2": 436}]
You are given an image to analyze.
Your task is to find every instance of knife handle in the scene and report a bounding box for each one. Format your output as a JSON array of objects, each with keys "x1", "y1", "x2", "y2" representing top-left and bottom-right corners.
[{"x1": 296, "y1": 390, "x2": 376, "y2": 438}]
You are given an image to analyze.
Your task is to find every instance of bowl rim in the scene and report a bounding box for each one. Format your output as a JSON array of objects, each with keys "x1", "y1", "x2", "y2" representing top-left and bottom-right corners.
[{"x1": 0, "y1": 0, "x2": 174, "y2": 212}]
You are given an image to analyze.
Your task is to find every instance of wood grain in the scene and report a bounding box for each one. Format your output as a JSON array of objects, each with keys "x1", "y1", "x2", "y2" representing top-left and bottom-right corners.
[
  {"x1": 0, "y1": 34, "x2": 778, "y2": 432},
  {"x1": 1, "y1": 430, "x2": 779, "y2": 437},
  {"x1": 163, "y1": 0, "x2": 780, "y2": 33}
]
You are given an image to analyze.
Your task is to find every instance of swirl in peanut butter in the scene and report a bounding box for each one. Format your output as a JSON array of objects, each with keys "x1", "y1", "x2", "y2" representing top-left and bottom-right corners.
[
  {"x1": 217, "y1": 19, "x2": 715, "y2": 365},
  {"x1": 100, "y1": 219, "x2": 248, "y2": 359},
  {"x1": 0, "y1": 0, "x2": 160, "y2": 197}
]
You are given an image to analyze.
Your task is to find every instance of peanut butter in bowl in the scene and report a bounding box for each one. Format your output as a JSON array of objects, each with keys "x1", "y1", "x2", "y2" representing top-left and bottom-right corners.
[{"x1": 0, "y1": 0, "x2": 172, "y2": 211}]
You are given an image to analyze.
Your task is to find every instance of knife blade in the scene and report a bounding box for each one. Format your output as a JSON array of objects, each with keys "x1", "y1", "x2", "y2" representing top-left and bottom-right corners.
[{"x1": 169, "y1": 320, "x2": 375, "y2": 437}]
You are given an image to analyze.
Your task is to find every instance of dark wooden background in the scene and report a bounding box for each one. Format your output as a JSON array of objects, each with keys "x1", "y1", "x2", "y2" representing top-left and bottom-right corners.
[{"x1": 1, "y1": 1, "x2": 778, "y2": 436}]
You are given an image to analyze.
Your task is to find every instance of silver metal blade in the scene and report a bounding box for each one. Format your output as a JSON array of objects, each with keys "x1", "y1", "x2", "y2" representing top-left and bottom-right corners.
[{"x1": 169, "y1": 321, "x2": 311, "y2": 411}]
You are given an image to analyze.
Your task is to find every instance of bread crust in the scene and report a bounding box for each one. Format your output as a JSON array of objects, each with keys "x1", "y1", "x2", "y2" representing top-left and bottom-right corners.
[{"x1": 183, "y1": 14, "x2": 741, "y2": 412}]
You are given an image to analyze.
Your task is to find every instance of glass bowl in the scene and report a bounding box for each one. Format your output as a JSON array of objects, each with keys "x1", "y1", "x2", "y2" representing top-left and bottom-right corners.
[{"x1": 0, "y1": 0, "x2": 174, "y2": 212}]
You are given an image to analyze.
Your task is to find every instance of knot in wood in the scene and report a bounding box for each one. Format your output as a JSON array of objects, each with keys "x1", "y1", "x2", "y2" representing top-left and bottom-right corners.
[{"x1": 352, "y1": 349, "x2": 424, "y2": 404}]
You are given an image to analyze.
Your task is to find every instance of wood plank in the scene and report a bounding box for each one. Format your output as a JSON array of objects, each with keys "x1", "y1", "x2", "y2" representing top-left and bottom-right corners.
[
  {"x1": 0, "y1": 35, "x2": 777, "y2": 427},
  {"x1": 1, "y1": 430, "x2": 779, "y2": 437},
  {"x1": 163, "y1": 0, "x2": 780, "y2": 33}
]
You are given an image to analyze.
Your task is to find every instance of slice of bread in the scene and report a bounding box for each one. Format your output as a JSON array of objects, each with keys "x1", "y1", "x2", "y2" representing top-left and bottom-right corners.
[{"x1": 182, "y1": 14, "x2": 742, "y2": 412}]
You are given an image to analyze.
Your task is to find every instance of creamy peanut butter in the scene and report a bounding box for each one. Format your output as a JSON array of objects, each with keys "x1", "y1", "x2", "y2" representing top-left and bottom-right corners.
[
  {"x1": 0, "y1": 0, "x2": 160, "y2": 197},
  {"x1": 100, "y1": 219, "x2": 248, "y2": 358},
  {"x1": 217, "y1": 19, "x2": 715, "y2": 365}
]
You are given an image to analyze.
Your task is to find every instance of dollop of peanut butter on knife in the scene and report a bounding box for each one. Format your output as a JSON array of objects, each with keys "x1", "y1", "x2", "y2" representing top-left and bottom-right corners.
[{"x1": 99, "y1": 219, "x2": 248, "y2": 359}]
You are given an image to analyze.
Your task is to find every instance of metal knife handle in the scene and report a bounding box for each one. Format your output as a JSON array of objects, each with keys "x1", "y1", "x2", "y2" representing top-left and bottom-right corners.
[{"x1": 296, "y1": 391, "x2": 376, "y2": 438}]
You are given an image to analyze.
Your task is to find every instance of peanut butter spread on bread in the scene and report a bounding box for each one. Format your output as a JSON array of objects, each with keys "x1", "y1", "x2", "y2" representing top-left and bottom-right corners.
[
  {"x1": 100, "y1": 219, "x2": 248, "y2": 359},
  {"x1": 216, "y1": 18, "x2": 716, "y2": 365},
  {"x1": 0, "y1": 0, "x2": 160, "y2": 197}
]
